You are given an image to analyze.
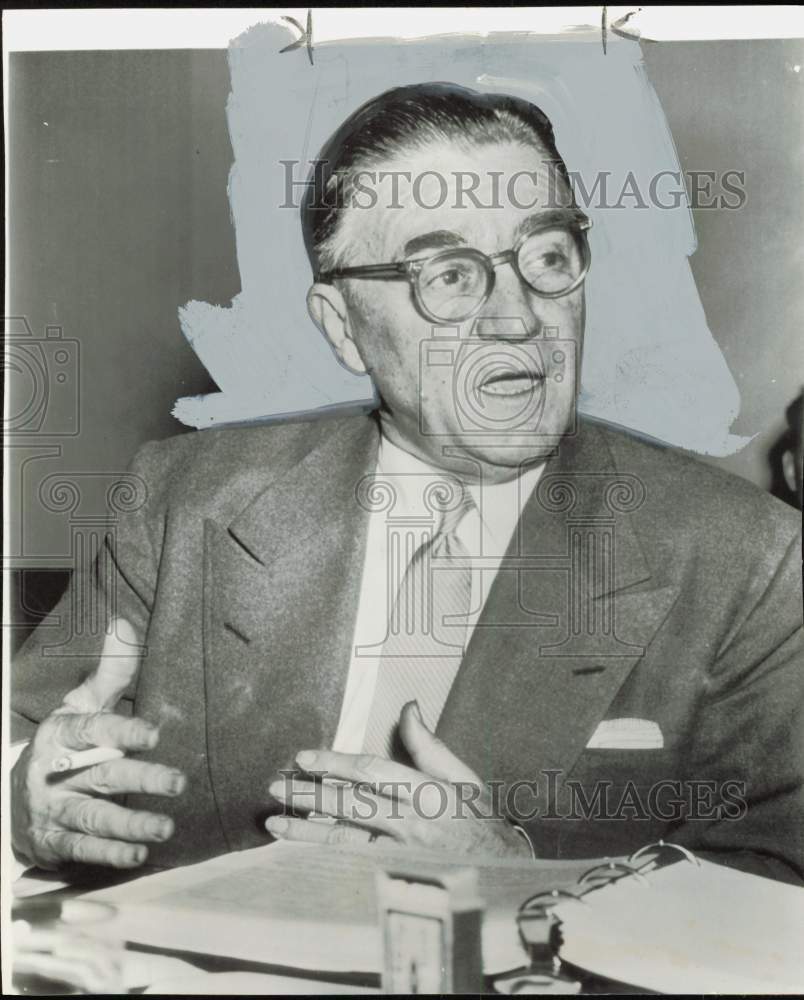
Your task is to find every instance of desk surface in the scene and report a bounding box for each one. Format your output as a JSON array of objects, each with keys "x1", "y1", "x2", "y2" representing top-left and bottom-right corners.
[{"x1": 12, "y1": 869, "x2": 649, "y2": 995}]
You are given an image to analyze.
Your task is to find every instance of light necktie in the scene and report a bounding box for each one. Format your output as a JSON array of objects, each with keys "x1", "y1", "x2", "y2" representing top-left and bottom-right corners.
[{"x1": 362, "y1": 483, "x2": 475, "y2": 760}]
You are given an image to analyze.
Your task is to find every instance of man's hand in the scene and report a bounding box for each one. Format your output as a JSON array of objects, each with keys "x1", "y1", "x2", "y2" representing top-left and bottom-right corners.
[
  {"x1": 265, "y1": 702, "x2": 531, "y2": 859},
  {"x1": 11, "y1": 618, "x2": 187, "y2": 870}
]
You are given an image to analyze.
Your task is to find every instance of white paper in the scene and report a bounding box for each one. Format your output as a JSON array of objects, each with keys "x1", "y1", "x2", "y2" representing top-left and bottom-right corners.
[{"x1": 556, "y1": 859, "x2": 804, "y2": 993}]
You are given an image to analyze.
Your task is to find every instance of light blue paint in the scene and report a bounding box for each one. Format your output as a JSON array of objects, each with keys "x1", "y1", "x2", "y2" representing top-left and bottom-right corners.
[{"x1": 173, "y1": 24, "x2": 749, "y2": 457}]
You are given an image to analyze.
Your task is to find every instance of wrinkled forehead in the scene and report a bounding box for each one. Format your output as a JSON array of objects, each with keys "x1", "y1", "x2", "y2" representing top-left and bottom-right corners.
[{"x1": 334, "y1": 138, "x2": 573, "y2": 265}]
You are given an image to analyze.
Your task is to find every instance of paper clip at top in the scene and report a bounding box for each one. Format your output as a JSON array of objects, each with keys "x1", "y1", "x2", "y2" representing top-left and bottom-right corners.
[
  {"x1": 578, "y1": 859, "x2": 650, "y2": 889},
  {"x1": 577, "y1": 841, "x2": 701, "y2": 891},
  {"x1": 628, "y1": 839, "x2": 701, "y2": 869}
]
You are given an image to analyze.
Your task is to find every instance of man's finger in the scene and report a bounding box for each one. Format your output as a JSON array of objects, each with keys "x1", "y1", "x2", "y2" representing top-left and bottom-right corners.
[
  {"x1": 266, "y1": 816, "x2": 378, "y2": 846},
  {"x1": 34, "y1": 830, "x2": 149, "y2": 869},
  {"x1": 66, "y1": 758, "x2": 186, "y2": 798},
  {"x1": 58, "y1": 617, "x2": 142, "y2": 715},
  {"x1": 50, "y1": 712, "x2": 158, "y2": 753},
  {"x1": 293, "y1": 748, "x2": 423, "y2": 794},
  {"x1": 269, "y1": 778, "x2": 401, "y2": 835},
  {"x1": 55, "y1": 796, "x2": 174, "y2": 843},
  {"x1": 399, "y1": 701, "x2": 482, "y2": 784}
]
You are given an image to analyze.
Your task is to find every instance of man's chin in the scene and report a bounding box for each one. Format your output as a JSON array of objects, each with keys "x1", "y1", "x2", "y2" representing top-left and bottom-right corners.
[
  {"x1": 422, "y1": 427, "x2": 574, "y2": 481},
  {"x1": 466, "y1": 438, "x2": 562, "y2": 472}
]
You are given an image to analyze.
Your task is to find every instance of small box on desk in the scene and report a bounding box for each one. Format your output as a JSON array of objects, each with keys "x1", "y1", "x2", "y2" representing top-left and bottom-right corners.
[{"x1": 376, "y1": 866, "x2": 484, "y2": 994}]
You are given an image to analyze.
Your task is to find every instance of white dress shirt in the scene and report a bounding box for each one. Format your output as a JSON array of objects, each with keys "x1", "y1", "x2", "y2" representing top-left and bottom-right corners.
[{"x1": 332, "y1": 435, "x2": 545, "y2": 753}]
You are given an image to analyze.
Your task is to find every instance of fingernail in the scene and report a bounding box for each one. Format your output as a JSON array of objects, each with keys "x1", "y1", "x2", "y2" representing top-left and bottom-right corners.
[
  {"x1": 129, "y1": 845, "x2": 147, "y2": 865},
  {"x1": 267, "y1": 816, "x2": 288, "y2": 835},
  {"x1": 168, "y1": 771, "x2": 186, "y2": 796},
  {"x1": 136, "y1": 722, "x2": 158, "y2": 747},
  {"x1": 297, "y1": 750, "x2": 316, "y2": 768},
  {"x1": 147, "y1": 817, "x2": 172, "y2": 841},
  {"x1": 406, "y1": 700, "x2": 423, "y2": 722},
  {"x1": 269, "y1": 780, "x2": 285, "y2": 798}
]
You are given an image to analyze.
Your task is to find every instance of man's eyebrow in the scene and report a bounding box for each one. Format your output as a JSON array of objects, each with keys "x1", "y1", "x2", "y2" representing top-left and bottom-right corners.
[
  {"x1": 514, "y1": 209, "x2": 581, "y2": 240},
  {"x1": 401, "y1": 230, "x2": 466, "y2": 258}
]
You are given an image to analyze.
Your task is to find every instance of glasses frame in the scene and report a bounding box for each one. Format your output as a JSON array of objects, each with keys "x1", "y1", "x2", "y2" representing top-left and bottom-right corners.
[{"x1": 318, "y1": 210, "x2": 592, "y2": 325}]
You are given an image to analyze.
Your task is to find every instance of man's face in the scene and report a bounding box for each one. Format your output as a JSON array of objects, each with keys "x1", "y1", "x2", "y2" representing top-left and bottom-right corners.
[{"x1": 322, "y1": 138, "x2": 586, "y2": 482}]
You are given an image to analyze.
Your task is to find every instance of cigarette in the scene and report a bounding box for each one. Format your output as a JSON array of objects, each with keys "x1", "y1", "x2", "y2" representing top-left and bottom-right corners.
[{"x1": 50, "y1": 747, "x2": 124, "y2": 773}]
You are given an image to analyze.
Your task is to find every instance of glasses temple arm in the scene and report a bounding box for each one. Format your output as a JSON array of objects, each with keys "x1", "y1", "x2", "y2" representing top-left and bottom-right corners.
[{"x1": 318, "y1": 263, "x2": 409, "y2": 281}]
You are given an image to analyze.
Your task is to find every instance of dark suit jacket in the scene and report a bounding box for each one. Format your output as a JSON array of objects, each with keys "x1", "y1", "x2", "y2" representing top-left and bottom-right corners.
[{"x1": 12, "y1": 414, "x2": 804, "y2": 881}]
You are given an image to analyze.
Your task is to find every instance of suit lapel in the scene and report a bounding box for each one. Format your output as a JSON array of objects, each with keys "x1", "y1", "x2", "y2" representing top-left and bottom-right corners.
[
  {"x1": 437, "y1": 421, "x2": 679, "y2": 801},
  {"x1": 203, "y1": 417, "x2": 379, "y2": 849}
]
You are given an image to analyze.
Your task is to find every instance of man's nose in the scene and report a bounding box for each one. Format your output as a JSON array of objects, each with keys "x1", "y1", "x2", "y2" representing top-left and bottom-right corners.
[{"x1": 474, "y1": 263, "x2": 542, "y2": 340}]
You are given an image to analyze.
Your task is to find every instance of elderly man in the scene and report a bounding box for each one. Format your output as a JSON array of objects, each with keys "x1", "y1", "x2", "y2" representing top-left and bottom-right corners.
[{"x1": 11, "y1": 83, "x2": 804, "y2": 882}]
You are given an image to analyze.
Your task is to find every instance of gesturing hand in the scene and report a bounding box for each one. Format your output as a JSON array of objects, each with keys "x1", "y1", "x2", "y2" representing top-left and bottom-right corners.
[
  {"x1": 11, "y1": 619, "x2": 186, "y2": 870},
  {"x1": 266, "y1": 702, "x2": 531, "y2": 859}
]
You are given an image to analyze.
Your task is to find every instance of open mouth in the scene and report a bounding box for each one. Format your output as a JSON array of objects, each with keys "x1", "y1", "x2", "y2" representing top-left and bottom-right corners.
[{"x1": 477, "y1": 369, "x2": 544, "y2": 398}]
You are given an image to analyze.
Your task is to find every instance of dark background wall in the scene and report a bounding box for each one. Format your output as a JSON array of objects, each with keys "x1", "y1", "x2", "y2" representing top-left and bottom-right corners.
[
  {"x1": 7, "y1": 41, "x2": 803, "y2": 648},
  {"x1": 8, "y1": 50, "x2": 236, "y2": 461},
  {"x1": 8, "y1": 50, "x2": 239, "y2": 646}
]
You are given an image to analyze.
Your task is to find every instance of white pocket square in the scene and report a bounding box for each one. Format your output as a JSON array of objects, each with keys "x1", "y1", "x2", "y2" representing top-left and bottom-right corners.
[{"x1": 586, "y1": 718, "x2": 664, "y2": 750}]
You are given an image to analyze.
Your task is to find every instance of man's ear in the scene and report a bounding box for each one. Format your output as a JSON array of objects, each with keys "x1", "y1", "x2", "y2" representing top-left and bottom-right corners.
[
  {"x1": 781, "y1": 448, "x2": 798, "y2": 497},
  {"x1": 306, "y1": 283, "x2": 368, "y2": 376}
]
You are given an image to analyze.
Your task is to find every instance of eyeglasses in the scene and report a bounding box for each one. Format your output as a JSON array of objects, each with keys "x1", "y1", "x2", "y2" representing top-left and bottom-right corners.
[{"x1": 318, "y1": 209, "x2": 592, "y2": 324}]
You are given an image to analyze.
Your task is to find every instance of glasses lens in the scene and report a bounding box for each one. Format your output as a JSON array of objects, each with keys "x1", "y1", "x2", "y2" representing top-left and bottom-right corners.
[
  {"x1": 417, "y1": 252, "x2": 489, "y2": 322},
  {"x1": 517, "y1": 227, "x2": 586, "y2": 295}
]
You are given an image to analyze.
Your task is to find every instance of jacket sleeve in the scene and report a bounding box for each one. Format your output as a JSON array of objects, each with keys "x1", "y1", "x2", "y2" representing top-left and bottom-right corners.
[
  {"x1": 10, "y1": 440, "x2": 168, "y2": 741},
  {"x1": 673, "y1": 529, "x2": 804, "y2": 884}
]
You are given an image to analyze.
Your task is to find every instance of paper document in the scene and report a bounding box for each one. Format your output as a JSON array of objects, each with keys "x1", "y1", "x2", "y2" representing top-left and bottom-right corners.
[
  {"x1": 555, "y1": 859, "x2": 804, "y2": 993},
  {"x1": 84, "y1": 840, "x2": 592, "y2": 975}
]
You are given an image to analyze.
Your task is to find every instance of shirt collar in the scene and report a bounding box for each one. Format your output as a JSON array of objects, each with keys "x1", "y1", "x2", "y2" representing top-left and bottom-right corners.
[{"x1": 375, "y1": 434, "x2": 545, "y2": 551}]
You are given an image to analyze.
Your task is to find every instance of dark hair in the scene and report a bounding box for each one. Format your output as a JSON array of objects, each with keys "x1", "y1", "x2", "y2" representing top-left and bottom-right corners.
[{"x1": 301, "y1": 82, "x2": 570, "y2": 275}]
